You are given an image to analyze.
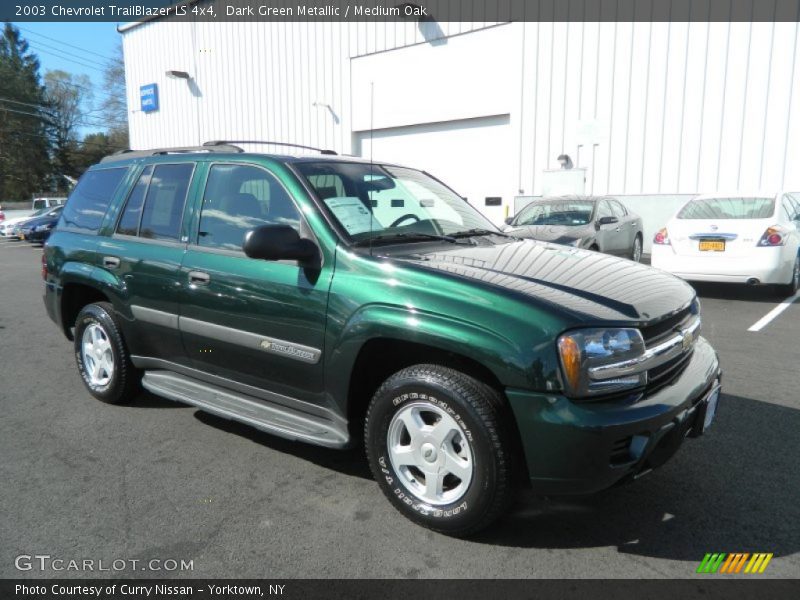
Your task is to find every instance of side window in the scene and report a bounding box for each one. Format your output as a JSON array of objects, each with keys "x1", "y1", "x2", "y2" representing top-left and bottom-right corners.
[
  {"x1": 197, "y1": 164, "x2": 302, "y2": 251},
  {"x1": 138, "y1": 164, "x2": 194, "y2": 240},
  {"x1": 60, "y1": 168, "x2": 127, "y2": 233},
  {"x1": 116, "y1": 166, "x2": 153, "y2": 236},
  {"x1": 610, "y1": 200, "x2": 627, "y2": 217},
  {"x1": 597, "y1": 200, "x2": 614, "y2": 220}
]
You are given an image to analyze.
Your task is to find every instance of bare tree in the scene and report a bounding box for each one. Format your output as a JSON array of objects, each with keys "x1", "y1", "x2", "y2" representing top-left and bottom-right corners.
[
  {"x1": 44, "y1": 69, "x2": 92, "y2": 177},
  {"x1": 100, "y1": 42, "x2": 129, "y2": 146}
]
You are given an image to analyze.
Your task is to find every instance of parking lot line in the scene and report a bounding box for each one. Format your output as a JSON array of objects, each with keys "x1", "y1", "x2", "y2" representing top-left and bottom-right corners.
[{"x1": 747, "y1": 291, "x2": 800, "y2": 332}]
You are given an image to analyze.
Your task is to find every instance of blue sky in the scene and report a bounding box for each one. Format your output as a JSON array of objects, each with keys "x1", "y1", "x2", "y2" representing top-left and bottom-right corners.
[{"x1": 12, "y1": 22, "x2": 123, "y2": 135}]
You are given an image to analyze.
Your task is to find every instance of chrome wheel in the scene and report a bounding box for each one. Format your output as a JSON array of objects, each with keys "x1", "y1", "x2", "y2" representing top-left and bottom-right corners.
[
  {"x1": 81, "y1": 323, "x2": 114, "y2": 387},
  {"x1": 632, "y1": 236, "x2": 643, "y2": 262},
  {"x1": 387, "y1": 401, "x2": 474, "y2": 505}
]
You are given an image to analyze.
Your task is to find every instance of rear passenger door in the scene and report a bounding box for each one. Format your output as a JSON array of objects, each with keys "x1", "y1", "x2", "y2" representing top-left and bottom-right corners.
[
  {"x1": 96, "y1": 161, "x2": 197, "y2": 364},
  {"x1": 178, "y1": 161, "x2": 331, "y2": 405}
]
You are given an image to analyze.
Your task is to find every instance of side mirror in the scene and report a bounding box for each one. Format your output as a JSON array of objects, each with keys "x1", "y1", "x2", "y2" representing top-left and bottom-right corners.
[
  {"x1": 243, "y1": 225, "x2": 319, "y2": 266},
  {"x1": 597, "y1": 216, "x2": 619, "y2": 226},
  {"x1": 504, "y1": 216, "x2": 514, "y2": 225}
]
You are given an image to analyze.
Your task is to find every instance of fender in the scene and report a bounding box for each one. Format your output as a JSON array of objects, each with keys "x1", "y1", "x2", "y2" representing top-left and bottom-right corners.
[
  {"x1": 55, "y1": 261, "x2": 128, "y2": 338},
  {"x1": 325, "y1": 303, "x2": 561, "y2": 409}
]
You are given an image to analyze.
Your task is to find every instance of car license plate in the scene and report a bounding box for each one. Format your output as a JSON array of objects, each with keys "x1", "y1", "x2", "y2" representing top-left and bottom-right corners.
[
  {"x1": 703, "y1": 387, "x2": 721, "y2": 432},
  {"x1": 699, "y1": 240, "x2": 725, "y2": 252}
]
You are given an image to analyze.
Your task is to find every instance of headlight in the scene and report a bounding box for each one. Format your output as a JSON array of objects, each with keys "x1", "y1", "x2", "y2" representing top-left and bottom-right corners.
[{"x1": 557, "y1": 328, "x2": 646, "y2": 397}]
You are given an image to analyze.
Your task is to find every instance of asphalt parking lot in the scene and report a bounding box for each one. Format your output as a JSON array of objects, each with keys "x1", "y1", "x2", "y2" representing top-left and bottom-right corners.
[{"x1": 1, "y1": 239, "x2": 798, "y2": 579}]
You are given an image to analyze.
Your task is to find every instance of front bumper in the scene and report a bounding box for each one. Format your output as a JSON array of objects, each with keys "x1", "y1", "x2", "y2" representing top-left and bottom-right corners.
[{"x1": 506, "y1": 336, "x2": 720, "y2": 494}]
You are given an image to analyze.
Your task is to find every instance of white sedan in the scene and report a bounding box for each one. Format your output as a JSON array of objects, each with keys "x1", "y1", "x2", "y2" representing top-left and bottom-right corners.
[
  {"x1": 0, "y1": 207, "x2": 57, "y2": 238},
  {"x1": 651, "y1": 192, "x2": 800, "y2": 295}
]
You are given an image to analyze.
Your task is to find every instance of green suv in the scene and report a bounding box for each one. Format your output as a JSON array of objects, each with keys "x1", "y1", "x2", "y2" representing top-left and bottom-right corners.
[{"x1": 43, "y1": 143, "x2": 721, "y2": 536}]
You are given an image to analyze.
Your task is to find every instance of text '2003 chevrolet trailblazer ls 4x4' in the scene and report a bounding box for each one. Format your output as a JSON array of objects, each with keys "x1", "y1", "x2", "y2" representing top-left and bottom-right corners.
[{"x1": 43, "y1": 142, "x2": 721, "y2": 536}]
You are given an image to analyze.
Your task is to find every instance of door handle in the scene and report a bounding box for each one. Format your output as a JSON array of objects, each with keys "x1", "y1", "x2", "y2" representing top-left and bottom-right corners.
[
  {"x1": 103, "y1": 256, "x2": 120, "y2": 269},
  {"x1": 188, "y1": 271, "x2": 210, "y2": 285}
]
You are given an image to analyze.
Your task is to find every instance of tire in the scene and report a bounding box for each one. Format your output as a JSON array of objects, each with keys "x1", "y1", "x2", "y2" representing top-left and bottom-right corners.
[
  {"x1": 73, "y1": 302, "x2": 141, "y2": 405},
  {"x1": 630, "y1": 234, "x2": 643, "y2": 262},
  {"x1": 364, "y1": 364, "x2": 516, "y2": 536},
  {"x1": 778, "y1": 254, "x2": 800, "y2": 296}
]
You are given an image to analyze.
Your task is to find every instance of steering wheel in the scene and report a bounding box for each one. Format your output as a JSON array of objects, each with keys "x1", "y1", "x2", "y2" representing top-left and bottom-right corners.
[{"x1": 389, "y1": 213, "x2": 421, "y2": 228}]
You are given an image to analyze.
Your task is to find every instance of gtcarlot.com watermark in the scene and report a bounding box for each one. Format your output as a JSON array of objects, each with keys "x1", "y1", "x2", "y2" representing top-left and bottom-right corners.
[{"x1": 15, "y1": 554, "x2": 194, "y2": 572}]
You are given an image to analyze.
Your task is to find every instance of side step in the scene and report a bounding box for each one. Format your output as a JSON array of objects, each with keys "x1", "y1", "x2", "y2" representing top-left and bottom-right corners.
[{"x1": 141, "y1": 370, "x2": 349, "y2": 448}]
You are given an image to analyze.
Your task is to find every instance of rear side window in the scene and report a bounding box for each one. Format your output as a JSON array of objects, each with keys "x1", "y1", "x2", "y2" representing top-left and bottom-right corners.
[
  {"x1": 60, "y1": 168, "x2": 127, "y2": 233},
  {"x1": 116, "y1": 166, "x2": 152, "y2": 236},
  {"x1": 115, "y1": 164, "x2": 193, "y2": 240},
  {"x1": 140, "y1": 164, "x2": 194, "y2": 240}
]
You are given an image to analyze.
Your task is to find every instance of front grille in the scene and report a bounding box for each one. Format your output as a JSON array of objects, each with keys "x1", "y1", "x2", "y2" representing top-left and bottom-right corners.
[
  {"x1": 642, "y1": 304, "x2": 699, "y2": 393},
  {"x1": 640, "y1": 303, "x2": 696, "y2": 346}
]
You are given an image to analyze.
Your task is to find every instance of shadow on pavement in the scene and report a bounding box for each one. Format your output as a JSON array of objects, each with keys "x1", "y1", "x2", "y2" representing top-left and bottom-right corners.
[
  {"x1": 193, "y1": 410, "x2": 373, "y2": 480},
  {"x1": 472, "y1": 393, "x2": 799, "y2": 561},
  {"x1": 691, "y1": 282, "x2": 786, "y2": 303}
]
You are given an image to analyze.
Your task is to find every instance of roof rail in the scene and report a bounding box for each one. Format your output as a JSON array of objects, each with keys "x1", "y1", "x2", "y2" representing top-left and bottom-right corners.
[
  {"x1": 100, "y1": 144, "x2": 244, "y2": 163},
  {"x1": 203, "y1": 140, "x2": 338, "y2": 155}
]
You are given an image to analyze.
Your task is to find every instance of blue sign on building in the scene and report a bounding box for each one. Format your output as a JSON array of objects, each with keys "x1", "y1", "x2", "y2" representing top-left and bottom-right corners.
[{"x1": 140, "y1": 84, "x2": 159, "y2": 113}]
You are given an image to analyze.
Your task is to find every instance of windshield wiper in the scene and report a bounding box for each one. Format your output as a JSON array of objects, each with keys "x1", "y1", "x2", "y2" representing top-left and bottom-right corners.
[
  {"x1": 450, "y1": 228, "x2": 511, "y2": 238},
  {"x1": 352, "y1": 232, "x2": 467, "y2": 247}
]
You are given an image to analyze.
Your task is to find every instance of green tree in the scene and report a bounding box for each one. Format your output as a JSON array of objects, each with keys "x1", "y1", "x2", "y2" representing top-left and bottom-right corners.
[{"x1": 0, "y1": 23, "x2": 51, "y2": 201}]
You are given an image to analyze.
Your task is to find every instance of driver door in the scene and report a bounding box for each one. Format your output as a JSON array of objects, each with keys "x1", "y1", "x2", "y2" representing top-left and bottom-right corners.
[
  {"x1": 178, "y1": 161, "x2": 332, "y2": 404},
  {"x1": 595, "y1": 199, "x2": 623, "y2": 255}
]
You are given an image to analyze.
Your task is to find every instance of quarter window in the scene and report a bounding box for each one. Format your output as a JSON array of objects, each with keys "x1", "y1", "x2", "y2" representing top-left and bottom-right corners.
[
  {"x1": 59, "y1": 168, "x2": 127, "y2": 233},
  {"x1": 197, "y1": 164, "x2": 302, "y2": 251}
]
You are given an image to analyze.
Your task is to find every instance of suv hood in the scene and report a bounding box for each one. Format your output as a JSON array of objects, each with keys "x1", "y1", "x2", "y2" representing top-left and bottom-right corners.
[{"x1": 385, "y1": 238, "x2": 694, "y2": 324}]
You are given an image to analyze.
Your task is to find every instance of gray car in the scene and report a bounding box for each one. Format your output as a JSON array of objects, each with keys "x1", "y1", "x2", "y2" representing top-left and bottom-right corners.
[{"x1": 504, "y1": 196, "x2": 644, "y2": 262}]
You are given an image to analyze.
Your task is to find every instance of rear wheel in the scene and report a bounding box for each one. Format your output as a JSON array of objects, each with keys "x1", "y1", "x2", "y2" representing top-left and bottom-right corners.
[
  {"x1": 74, "y1": 302, "x2": 141, "y2": 405},
  {"x1": 778, "y1": 254, "x2": 799, "y2": 296},
  {"x1": 365, "y1": 364, "x2": 516, "y2": 536}
]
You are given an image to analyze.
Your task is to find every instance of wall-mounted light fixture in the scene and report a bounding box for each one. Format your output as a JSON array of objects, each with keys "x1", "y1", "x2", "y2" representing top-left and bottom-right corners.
[{"x1": 165, "y1": 70, "x2": 191, "y2": 80}]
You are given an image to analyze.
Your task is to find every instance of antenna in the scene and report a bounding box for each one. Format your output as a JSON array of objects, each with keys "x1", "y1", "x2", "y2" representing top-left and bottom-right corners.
[{"x1": 368, "y1": 81, "x2": 375, "y2": 257}]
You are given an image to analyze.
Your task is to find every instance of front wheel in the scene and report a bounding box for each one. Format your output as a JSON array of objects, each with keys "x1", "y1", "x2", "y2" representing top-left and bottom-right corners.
[
  {"x1": 365, "y1": 364, "x2": 516, "y2": 536},
  {"x1": 630, "y1": 234, "x2": 643, "y2": 262}
]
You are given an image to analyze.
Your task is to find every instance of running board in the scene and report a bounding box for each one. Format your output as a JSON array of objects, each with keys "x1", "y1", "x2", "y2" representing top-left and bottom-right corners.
[{"x1": 141, "y1": 370, "x2": 349, "y2": 448}]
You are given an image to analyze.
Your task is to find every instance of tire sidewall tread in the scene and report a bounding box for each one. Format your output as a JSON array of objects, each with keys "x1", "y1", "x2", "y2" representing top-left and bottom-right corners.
[
  {"x1": 73, "y1": 302, "x2": 140, "y2": 405},
  {"x1": 364, "y1": 364, "x2": 514, "y2": 536}
]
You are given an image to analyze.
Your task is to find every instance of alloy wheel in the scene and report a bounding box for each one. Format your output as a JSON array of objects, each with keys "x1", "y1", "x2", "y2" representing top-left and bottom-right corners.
[
  {"x1": 387, "y1": 402, "x2": 474, "y2": 505},
  {"x1": 81, "y1": 323, "x2": 115, "y2": 387}
]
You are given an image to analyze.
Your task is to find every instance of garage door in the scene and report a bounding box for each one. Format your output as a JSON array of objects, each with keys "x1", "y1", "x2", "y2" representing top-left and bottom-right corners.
[{"x1": 354, "y1": 115, "x2": 513, "y2": 225}]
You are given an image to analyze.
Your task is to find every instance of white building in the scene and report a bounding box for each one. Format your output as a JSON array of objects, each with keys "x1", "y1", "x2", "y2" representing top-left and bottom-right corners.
[{"x1": 121, "y1": 17, "x2": 800, "y2": 244}]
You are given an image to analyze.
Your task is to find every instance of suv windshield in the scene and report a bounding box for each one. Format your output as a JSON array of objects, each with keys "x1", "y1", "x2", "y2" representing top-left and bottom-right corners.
[
  {"x1": 514, "y1": 200, "x2": 595, "y2": 226},
  {"x1": 294, "y1": 162, "x2": 500, "y2": 243},
  {"x1": 678, "y1": 197, "x2": 775, "y2": 220}
]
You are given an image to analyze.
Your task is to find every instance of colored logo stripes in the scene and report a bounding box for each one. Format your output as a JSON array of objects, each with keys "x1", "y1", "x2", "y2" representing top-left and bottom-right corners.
[{"x1": 697, "y1": 553, "x2": 773, "y2": 574}]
